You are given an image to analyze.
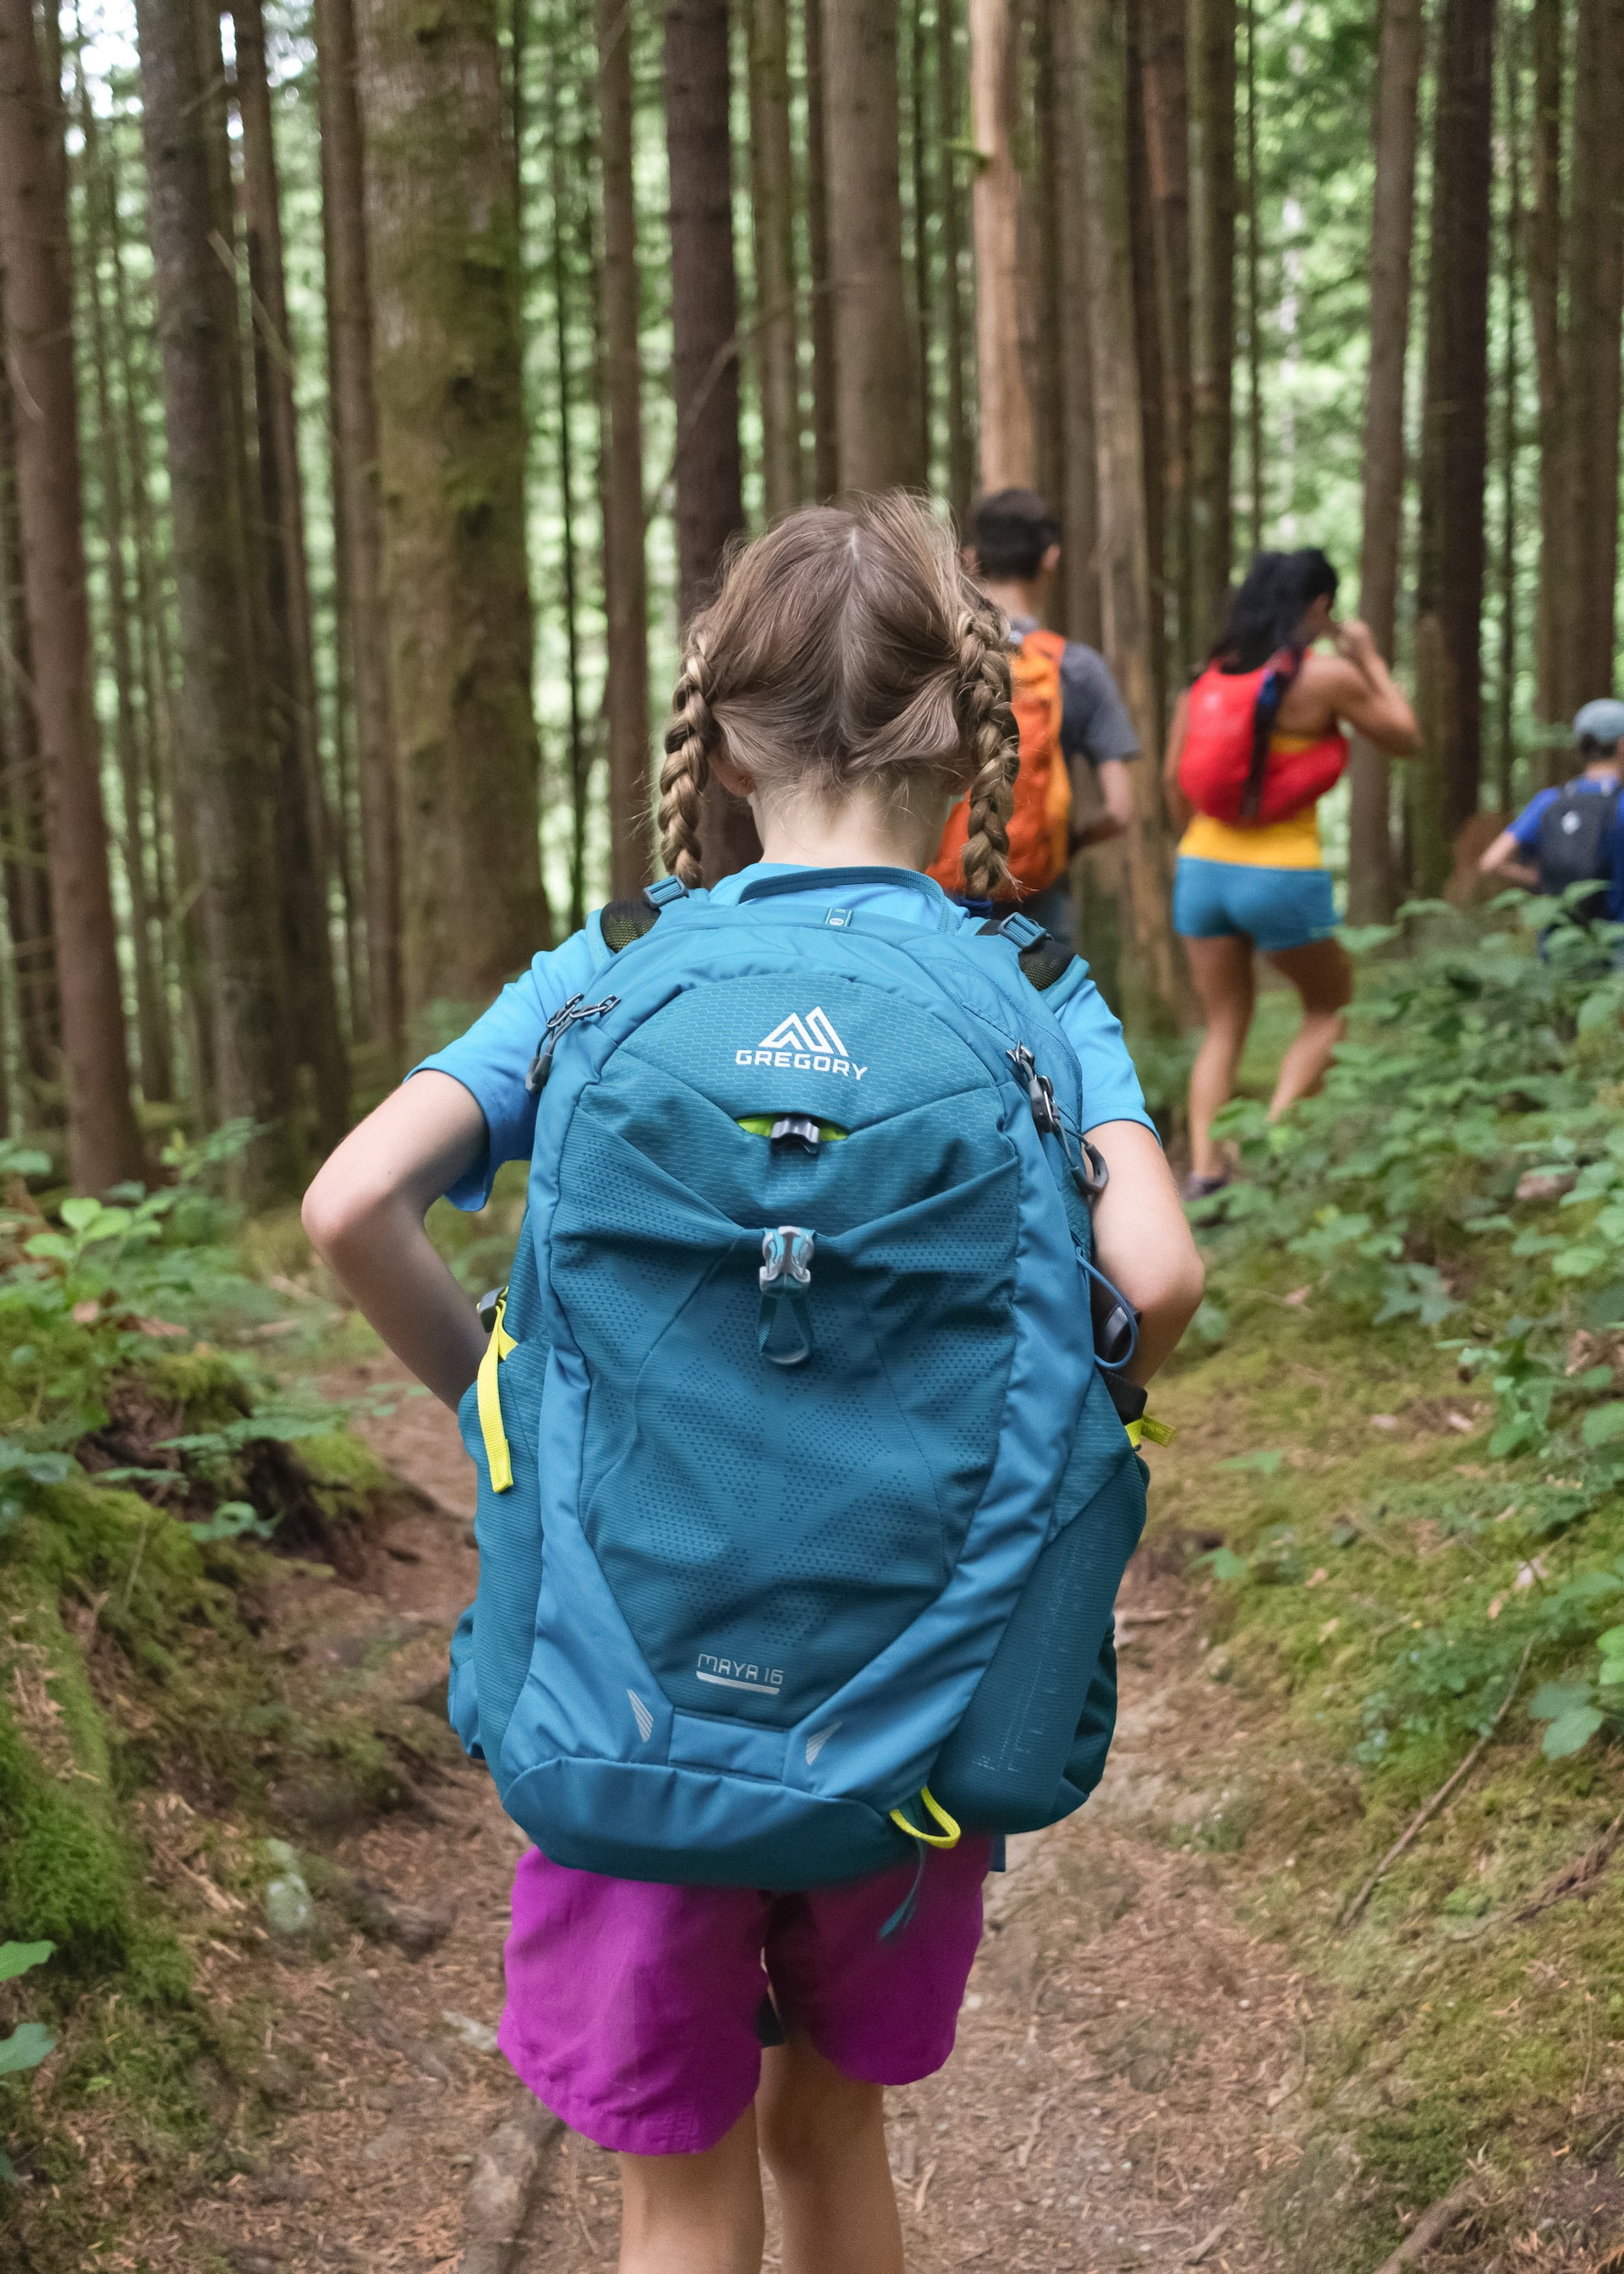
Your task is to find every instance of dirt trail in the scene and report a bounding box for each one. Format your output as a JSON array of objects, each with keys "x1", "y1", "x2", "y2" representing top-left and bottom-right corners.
[{"x1": 123, "y1": 1365, "x2": 1310, "y2": 2274}]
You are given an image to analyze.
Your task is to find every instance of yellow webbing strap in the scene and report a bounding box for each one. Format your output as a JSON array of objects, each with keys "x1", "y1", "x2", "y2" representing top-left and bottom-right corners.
[
  {"x1": 476, "y1": 1294, "x2": 518, "y2": 1493},
  {"x1": 1126, "y1": 1414, "x2": 1176, "y2": 1450},
  {"x1": 888, "y1": 1785, "x2": 962, "y2": 1848}
]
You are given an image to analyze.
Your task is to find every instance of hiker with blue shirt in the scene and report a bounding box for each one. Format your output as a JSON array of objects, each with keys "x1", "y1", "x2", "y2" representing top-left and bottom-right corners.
[
  {"x1": 1479, "y1": 700, "x2": 1624, "y2": 917},
  {"x1": 304, "y1": 495, "x2": 1203, "y2": 2274}
]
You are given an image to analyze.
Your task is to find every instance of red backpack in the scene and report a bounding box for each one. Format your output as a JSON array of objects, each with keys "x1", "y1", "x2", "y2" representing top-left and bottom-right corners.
[{"x1": 1178, "y1": 651, "x2": 1347, "y2": 827}]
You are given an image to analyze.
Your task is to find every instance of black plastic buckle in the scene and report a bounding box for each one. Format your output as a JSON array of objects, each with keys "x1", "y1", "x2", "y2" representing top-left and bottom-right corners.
[{"x1": 1007, "y1": 1044, "x2": 1062, "y2": 1138}]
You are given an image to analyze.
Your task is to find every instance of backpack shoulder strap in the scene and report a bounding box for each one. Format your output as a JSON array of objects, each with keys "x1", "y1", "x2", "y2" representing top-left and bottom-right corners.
[
  {"x1": 978, "y1": 908, "x2": 1078, "y2": 992},
  {"x1": 598, "y1": 875, "x2": 689, "y2": 954}
]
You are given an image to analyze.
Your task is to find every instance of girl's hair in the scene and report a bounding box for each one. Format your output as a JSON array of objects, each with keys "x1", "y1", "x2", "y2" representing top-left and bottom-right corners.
[
  {"x1": 1210, "y1": 547, "x2": 1339, "y2": 673},
  {"x1": 657, "y1": 492, "x2": 1018, "y2": 895}
]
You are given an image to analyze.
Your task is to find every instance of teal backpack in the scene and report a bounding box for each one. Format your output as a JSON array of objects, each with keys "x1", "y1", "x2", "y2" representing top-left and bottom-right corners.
[{"x1": 449, "y1": 868, "x2": 1148, "y2": 1887}]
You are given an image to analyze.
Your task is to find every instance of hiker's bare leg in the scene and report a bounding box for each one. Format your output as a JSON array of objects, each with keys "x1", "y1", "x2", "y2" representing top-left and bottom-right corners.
[
  {"x1": 1265, "y1": 936, "x2": 1355, "y2": 1117},
  {"x1": 618, "y1": 2104, "x2": 765, "y2": 2274},
  {"x1": 1184, "y1": 932, "x2": 1257, "y2": 1178},
  {"x1": 757, "y1": 2030, "x2": 903, "y2": 2274}
]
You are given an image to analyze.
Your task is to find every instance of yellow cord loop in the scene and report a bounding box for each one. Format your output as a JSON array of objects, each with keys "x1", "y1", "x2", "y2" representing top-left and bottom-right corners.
[
  {"x1": 476, "y1": 1294, "x2": 518, "y2": 1493},
  {"x1": 888, "y1": 1785, "x2": 962, "y2": 1848},
  {"x1": 1125, "y1": 1414, "x2": 1176, "y2": 1449}
]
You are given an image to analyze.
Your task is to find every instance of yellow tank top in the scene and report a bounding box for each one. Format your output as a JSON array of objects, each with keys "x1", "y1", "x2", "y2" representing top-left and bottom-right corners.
[{"x1": 1177, "y1": 733, "x2": 1325, "y2": 869}]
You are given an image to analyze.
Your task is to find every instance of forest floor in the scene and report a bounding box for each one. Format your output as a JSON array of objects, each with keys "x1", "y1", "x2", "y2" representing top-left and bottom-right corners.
[{"x1": 108, "y1": 1349, "x2": 1314, "y2": 2274}]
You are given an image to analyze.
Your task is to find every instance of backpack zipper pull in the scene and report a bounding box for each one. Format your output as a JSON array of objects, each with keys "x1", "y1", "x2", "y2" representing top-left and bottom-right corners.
[
  {"x1": 525, "y1": 993, "x2": 621, "y2": 1094},
  {"x1": 1007, "y1": 1043, "x2": 1062, "y2": 1138},
  {"x1": 758, "y1": 1225, "x2": 815, "y2": 1366}
]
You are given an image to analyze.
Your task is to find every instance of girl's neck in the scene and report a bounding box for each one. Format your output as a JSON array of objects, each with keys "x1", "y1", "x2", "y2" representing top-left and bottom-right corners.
[{"x1": 751, "y1": 788, "x2": 947, "y2": 874}]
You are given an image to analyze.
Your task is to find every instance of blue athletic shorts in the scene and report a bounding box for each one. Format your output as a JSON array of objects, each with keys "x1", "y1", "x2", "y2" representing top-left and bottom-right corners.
[{"x1": 1171, "y1": 856, "x2": 1338, "y2": 954}]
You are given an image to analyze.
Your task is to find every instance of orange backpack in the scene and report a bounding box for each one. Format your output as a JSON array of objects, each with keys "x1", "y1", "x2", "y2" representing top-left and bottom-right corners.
[{"x1": 928, "y1": 627, "x2": 1072, "y2": 901}]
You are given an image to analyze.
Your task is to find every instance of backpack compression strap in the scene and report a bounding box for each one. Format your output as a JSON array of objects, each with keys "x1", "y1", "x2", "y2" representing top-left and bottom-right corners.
[{"x1": 977, "y1": 908, "x2": 1078, "y2": 991}]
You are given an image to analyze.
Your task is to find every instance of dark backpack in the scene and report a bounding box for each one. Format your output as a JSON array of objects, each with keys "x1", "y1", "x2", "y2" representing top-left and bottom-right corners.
[{"x1": 1536, "y1": 783, "x2": 1619, "y2": 905}]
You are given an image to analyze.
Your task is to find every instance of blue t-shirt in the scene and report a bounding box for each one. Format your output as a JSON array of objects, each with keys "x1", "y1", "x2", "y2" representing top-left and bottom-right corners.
[
  {"x1": 1510, "y1": 773, "x2": 1623, "y2": 919},
  {"x1": 416, "y1": 864, "x2": 1156, "y2": 1210}
]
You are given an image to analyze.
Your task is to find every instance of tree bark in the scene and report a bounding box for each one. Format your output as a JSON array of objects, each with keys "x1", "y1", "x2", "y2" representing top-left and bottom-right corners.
[
  {"x1": 136, "y1": 0, "x2": 295, "y2": 1186},
  {"x1": 1347, "y1": 0, "x2": 1423, "y2": 923},
  {"x1": 1186, "y1": 0, "x2": 1235, "y2": 666},
  {"x1": 1241, "y1": 0, "x2": 1262, "y2": 552},
  {"x1": 1495, "y1": 19, "x2": 1522, "y2": 811},
  {"x1": 1138, "y1": 0, "x2": 1189, "y2": 675},
  {"x1": 1051, "y1": 0, "x2": 1100, "y2": 646},
  {"x1": 749, "y1": 0, "x2": 803, "y2": 518},
  {"x1": 804, "y1": 0, "x2": 840, "y2": 501},
  {"x1": 1557, "y1": 0, "x2": 1624, "y2": 715},
  {"x1": 315, "y1": 0, "x2": 403, "y2": 1067},
  {"x1": 1124, "y1": 8, "x2": 1166, "y2": 742},
  {"x1": 1528, "y1": 0, "x2": 1563, "y2": 762},
  {"x1": 0, "y1": 309, "x2": 56, "y2": 1111},
  {"x1": 1071, "y1": 0, "x2": 1188, "y2": 1035},
  {"x1": 937, "y1": 0, "x2": 974, "y2": 525},
  {"x1": 546, "y1": 8, "x2": 590, "y2": 933},
  {"x1": 233, "y1": 0, "x2": 349, "y2": 1151},
  {"x1": 823, "y1": 0, "x2": 925, "y2": 492},
  {"x1": 1411, "y1": 0, "x2": 1495, "y2": 890},
  {"x1": 0, "y1": 0, "x2": 144, "y2": 1189},
  {"x1": 908, "y1": 0, "x2": 935, "y2": 486},
  {"x1": 354, "y1": 0, "x2": 549, "y2": 1012},
  {"x1": 969, "y1": 0, "x2": 1034, "y2": 491},
  {"x1": 595, "y1": 0, "x2": 652, "y2": 894},
  {"x1": 74, "y1": 59, "x2": 171, "y2": 1107},
  {"x1": 665, "y1": 0, "x2": 758, "y2": 882}
]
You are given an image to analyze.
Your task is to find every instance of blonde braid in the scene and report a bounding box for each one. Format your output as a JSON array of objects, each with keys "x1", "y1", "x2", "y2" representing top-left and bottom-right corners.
[
  {"x1": 956, "y1": 601, "x2": 1019, "y2": 898},
  {"x1": 657, "y1": 637, "x2": 718, "y2": 887}
]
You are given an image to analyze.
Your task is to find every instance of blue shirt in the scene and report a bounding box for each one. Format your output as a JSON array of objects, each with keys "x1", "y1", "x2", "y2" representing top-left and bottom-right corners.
[
  {"x1": 416, "y1": 864, "x2": 1156, "y2": 1210},
  {"x1": 1510, "y1": 773, "x2": 1623, "y2": 920}
]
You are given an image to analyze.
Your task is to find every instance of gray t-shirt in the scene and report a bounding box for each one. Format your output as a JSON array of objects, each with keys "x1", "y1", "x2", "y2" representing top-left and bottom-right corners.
[{"x1": 1007, "y1": 614, "x2": 1140, "y2": 787}]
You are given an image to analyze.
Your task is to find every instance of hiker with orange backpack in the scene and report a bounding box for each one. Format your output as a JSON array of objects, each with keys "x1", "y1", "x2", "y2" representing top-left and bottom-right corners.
[
  {"x1": 930, "y1": 488, "x2": 1138, "y2": 942},
  {"x1": 1164, "y1": 549, "x2": 1418, "y2": 1198}
]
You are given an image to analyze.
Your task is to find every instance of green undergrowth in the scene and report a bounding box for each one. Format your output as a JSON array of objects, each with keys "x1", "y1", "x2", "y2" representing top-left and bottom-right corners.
[
  {"x1": 1148, "y1": 897, "x2": 1624, "y2": 2266},
  {"x1": 0, "y1": 1126, "x2": 433, "y2": 2260}
]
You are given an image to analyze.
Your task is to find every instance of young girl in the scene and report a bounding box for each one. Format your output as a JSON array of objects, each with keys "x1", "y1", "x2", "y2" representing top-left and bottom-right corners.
[{"x1": 304, "y1": 494, "x2": 1203, "y2": 2274}]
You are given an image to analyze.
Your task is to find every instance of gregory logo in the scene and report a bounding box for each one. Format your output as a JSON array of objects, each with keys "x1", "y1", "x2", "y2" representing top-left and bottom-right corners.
[
  {"x1": 696, "y1": 1654, "x2": 785, "y2": 1695},
  {"x1": 737, "y1": 1008, "x2": 866, "y2": 1080}
]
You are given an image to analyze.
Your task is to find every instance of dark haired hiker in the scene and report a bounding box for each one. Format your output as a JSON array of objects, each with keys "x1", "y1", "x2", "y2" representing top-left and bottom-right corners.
[
  {"x1": 929, "y1": 487, "x2": 1140, "y2": 945},
  {"x1": 1164, "y1": 549, "x2": 1418, "y2": 1196},
  {"x1": 1479, "y1": 699, "x2": 1624, "y2": 917}
]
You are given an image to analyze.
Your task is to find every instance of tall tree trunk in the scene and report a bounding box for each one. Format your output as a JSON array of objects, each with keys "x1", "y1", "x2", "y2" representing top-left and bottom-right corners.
[
  {"x1": 74, "y1": 59, "x2": 171, "y2": 1106},
  {"x1": 1528, "y1": 0, "x2": 1563, "y2": 764},
  {"x1": 0, "y1": 0, "x2": 144, "y2": 1190},
  {"x1": 1495, "y1": 10, "x2": 1522, "y2": 811},
  {"x1": 665, "y1": 0, "x2": 758, "y2": 882},
  {"x1": 1138, "y1": 0, "x2": 1189, "y2": 676},
  {"x1": 804, "y1": 0, "x2": 840, "y2": 501},
  {"x1": 1029, "y1": 0, "x2": 1064, "y2": 518},
  {"x1": 546, "y1": 3, "x2": 590, "y2": 933},
  {"x1": 1052, "y1": 0, "x2": 1100, "y2": 646},
  {"x1": 823, "y1": 0, "x2": 925, "y2": 492},
  {"x1": 1186, "y1": 0, "x2": 1235, "y2": 664},
  {"x1": 1123, "y1": 9, "x2": 1166, "y2": 743},
  {"x1": 907, "y1": 0, "x2": 935, "y2": 487},
  {"x1": 355, "y1": 0, "x2": 549, "y2": 1012},
  {"x1": 1347, "y1": 0, "x2": 1423, "y2": 923},
  {"x1": 0, "y1": 287, "x2": 57, "y2": 1112},
  {"x1": 315, "y1": 0, "x2": 403, "y2": 1067},
  {"x1": 749, "y1": 0, "x2": 802, "y2": 517},
  {"x1": 937, "y1": 0, "x2": 974, "y2": 525},
  {"x1": 136, "y1": 0, "x2": 294, "y2": 1186},
  {"x1": 233, "y1": 0, "x2": 349, "y2": 1151},
  {"x1": 969, "y1": 0, "x2": 1034, "y2": 490},
  {"x1": 1558, "y1": 0, "x2": 1624, "y2": 714},
  {"x1": 595, "y1": 0, "x2": 652, "y2": 894},
  {"x1": 1071, "y1": 0, "x2": 1188, "y2": 1035},
  {"x1": 1242, "y1": 0, "x2": 1262, "y2": 553},
  {"x1": 1411, "y1": 0, "x2": 1495, "y2": 891}
]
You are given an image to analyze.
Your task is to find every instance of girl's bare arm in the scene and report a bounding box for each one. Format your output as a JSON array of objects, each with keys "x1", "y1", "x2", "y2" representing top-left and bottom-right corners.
[
  {"x1": 302, "y1": 1073, "x2": 491, "y2": 1409},
  {"x1": 1086, "y1": 1119, "x2": 1204, "y2": 1384}
]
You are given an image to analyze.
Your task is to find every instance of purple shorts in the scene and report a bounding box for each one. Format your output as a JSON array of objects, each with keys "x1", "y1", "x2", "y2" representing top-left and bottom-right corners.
[{"x1": 497, "y1": 1837, "x2": 993, "y2": 2156}]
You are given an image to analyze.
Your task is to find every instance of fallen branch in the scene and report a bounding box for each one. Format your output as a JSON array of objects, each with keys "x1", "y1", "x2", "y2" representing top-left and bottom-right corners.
[
  {"x1": 1369, "y1": 2176, "x2": 1479, "y2": 2272},
  {"x1": 1513, "y1": 1804, "x2": 1624, "y2": 1923},
  {"x1": 1339, "y1": 1642, "x2": 1533, "y2": 1931},
  {"x1": 1187, "y1": 2212, "x2": 1232, "y2": 2263}
]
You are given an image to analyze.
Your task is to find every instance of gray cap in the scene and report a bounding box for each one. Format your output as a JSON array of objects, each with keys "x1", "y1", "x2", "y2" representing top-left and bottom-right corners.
[{"x1": 1573, "y1": 697, "x2": 1624, "y2": 746}]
